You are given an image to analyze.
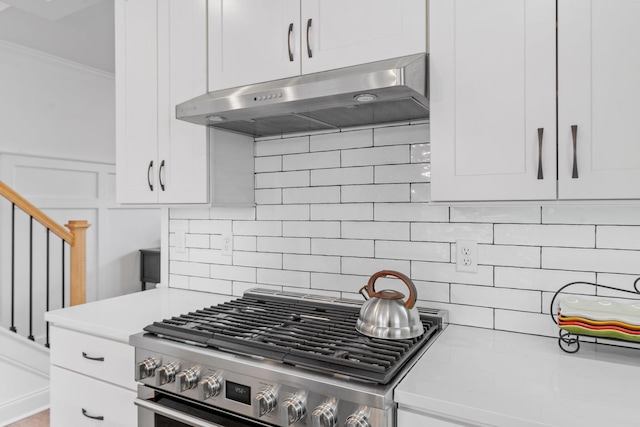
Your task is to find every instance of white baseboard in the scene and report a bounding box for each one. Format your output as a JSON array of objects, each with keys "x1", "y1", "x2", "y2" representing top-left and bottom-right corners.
[
  {"x1": 0, "y1": 328, "x2": 49, "y2": 376},
  {"x1": 0, "y1": 387, "x2": 49, "y2": 427}
]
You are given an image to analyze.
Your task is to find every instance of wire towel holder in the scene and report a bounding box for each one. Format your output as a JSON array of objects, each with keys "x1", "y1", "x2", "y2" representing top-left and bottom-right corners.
[{"x1": 549, "y1": 277, "x2": 640, "y2": 353}]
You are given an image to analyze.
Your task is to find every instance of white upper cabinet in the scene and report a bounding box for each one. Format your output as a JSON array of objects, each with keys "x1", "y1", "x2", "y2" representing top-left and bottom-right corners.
[
  {"x1": 116, "y1": 0, "x2": 209, "y2": 204},
  {"x1": 558, "y1": 0, "x2": 640, "y2": 199},
  {"x1": 208, "y1": 0, "x2": 427, "y2": 91},
  {"x1": 208, "y1": 0, "x2": 300, "y2": 91},
  {"x1": 430, "y1": 0, "x2": 556, "y2": 201},
  {"x1": 301, "y1": 0, "x2": 426, "y2": 75}
]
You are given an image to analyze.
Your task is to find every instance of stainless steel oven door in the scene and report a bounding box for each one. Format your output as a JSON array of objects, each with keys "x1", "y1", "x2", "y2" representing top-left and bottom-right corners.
[{"x1": 136, "y1": 385, "x2": 273, "y2": 427}]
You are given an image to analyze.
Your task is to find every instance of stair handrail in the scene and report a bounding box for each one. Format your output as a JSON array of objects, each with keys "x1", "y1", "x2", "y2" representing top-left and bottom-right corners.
[{"x1": 0, "y1": 180, "x2": 88, "y2": 306}]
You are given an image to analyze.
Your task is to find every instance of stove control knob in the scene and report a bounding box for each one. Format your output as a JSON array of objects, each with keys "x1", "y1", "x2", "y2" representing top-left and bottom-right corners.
[
  {"x1": 200, "y1": 373, "x2": 223, "y2": 400},
  {"x1": 254, "y1": 386, "x2": 278, "y2": 418},
  {"x1": 156, "y1": 361, "x2": 180, "y2": 386},
  {"x1": 176, "y1": 365, "x2": 201, "y2": 392},
  {"x1": 280, "y1": 391, "x2": 307, "y2": 425},
  {"x1": 312, "y1": 398, "x2": 338, "y2": 427},
  {"x1": 137, "y1": 357, "x2": 161, "y2": 380},
  {"x1": 345, "y1": 407, "x2": 371, "y2": 427}
]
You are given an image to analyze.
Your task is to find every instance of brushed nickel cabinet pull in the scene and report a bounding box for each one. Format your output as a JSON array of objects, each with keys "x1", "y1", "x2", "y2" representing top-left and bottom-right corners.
[
  {"x1": 159, "y1": 160, "x2": 166, "y2": 191},
  {"x1": 571, "y1": 125, "x2": 579, "y2": 178},
  {"x1": 287, "y1": 23, "x2": 294, "y2": 62},
  {"x1": 537, "y1": 128, "x2": 544, "y2": 180},
  {"x1": 82, "y1": 351, "x2": 105, "y2": 362},
  {"x1": 306, "y1": 18, "x2": 313, "y2": 58},
  {"x1": 147, "y1": 160, "x2": 154, "y2": 191}
]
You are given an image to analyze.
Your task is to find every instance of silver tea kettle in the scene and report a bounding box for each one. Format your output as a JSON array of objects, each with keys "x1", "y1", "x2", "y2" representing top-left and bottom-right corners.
[{"x1": 356, "y1": 270, "x2": 424, "y2": 339}]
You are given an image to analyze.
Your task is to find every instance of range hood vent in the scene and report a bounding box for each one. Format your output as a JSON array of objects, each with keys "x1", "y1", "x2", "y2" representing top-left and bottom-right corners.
[{"x1": 176, "y1": 54, "x2": 428, "y2": 138}]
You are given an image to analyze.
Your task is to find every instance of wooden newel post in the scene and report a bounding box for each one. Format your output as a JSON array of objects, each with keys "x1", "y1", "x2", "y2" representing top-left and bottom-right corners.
[{"x1": 66, "y1": 220, "x2": 90, "y2": 306}]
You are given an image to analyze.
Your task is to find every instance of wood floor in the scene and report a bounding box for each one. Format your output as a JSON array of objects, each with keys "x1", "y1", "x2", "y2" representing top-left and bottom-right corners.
[{"x1": 6, "y1": 410, "x2": 49, "y2": 427}]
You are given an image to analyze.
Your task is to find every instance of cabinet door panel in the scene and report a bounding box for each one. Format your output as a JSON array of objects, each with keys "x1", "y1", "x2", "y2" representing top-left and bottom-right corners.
[
  {"x1": 558, "y1": 0, "x2": 640, "y2": 199},
  {"x1": 115, "y1": 0, "x2": 159, "y2": 204},
  {"x1": 208, "y1": 0, "x2": 300, "y2": 91},
  {"x1": 430, "y1": 0, "x2": 556, "y2": 201},
  {"x1": 158, "y1": 0, "x2": 209, "y2": 203},
  {"x1": 302, "y1": 0, "x2": 426, "y2": 74}
]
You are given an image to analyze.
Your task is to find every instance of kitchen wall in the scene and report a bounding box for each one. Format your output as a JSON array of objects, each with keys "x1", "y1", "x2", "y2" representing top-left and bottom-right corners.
[{"x1": 168, "y1": 121, "x2": 640, "y2": 339}]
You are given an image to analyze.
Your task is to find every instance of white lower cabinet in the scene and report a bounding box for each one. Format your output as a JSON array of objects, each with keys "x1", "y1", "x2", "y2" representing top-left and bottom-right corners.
[
  {"x1": 49, "y1": 326, "x2": 137, "y2": 427},
  {"x1": 50, "y1": 366, "x2": 136, "y2": 427}
]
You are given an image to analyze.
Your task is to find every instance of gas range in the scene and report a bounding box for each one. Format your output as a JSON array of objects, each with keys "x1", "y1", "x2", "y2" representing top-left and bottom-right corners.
[{"x1": 130, "y1": 289, "x2": 447, "y2": 427}]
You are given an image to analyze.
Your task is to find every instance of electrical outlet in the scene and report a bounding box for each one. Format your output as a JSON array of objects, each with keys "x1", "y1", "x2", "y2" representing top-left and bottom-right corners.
[
  {"x1": 221, "y1": 232, "x2": 233, "y2": 257},
  {"x1": 456, "y1": 240, "x2": 477, "y2": 273}
]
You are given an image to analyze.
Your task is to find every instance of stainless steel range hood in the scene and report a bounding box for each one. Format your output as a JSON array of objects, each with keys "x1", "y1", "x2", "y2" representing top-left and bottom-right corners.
[{"x1": 176, "y1": 54, "x2": 428, "y2": 137}]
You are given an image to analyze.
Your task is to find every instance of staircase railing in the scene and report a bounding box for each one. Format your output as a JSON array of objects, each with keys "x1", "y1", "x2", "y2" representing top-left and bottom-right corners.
[{"x1": 0, "y1": 180, "x2": 89, "y2": 347}]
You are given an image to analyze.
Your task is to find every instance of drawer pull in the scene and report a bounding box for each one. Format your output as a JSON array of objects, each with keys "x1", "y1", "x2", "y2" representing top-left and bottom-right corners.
[
  {"x1": 82, "y1": 408, "x2": 104, "y2": 421},
  {"x1": 537, "y1": 127, "x2": 544, "y2": 180},
  {"x1": 571, "y1": 125, "x2": 579, "y2": 179},
  {"x1": 82, "y1": 352, "x2": 105, "y2": 362}
]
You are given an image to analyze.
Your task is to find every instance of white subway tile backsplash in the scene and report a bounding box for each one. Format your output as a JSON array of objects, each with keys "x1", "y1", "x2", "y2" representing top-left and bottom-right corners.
[
  {"x1": 255, "y1": 136, "x2": 309, "y2": 156},
  {"x1": 494, "y1": 310, "x2": 558, "y2": 337},
  {"x1": 374, "y1": 123, "x2": 429, "y2": 146},
  {"x1": 543, "y1": 247, "x2": 640, "y2": 275},
  {"x1": 342, "y1": 184, "x2": 411, "y2": 203},
  {"x1": 412, "y1": 261, "x2": 494, "y2": 287},
  {"x1": 282, "y1": 187, "x2": 341, "y2": 204},
  {"x1": 543, "y1": 205, "x2": 640, "y2": 225},
  {"x1": 311, "y1": 238, "x2": 374, "y2": 257},
  {"x1": 256, "y1": 204, "x2": 309, "y2": 221},
  {"x1": 342, "y1": 221, "x2": 410, "y2": 241},
  {"x1": 234, "y1": 221, "x2": 282, "y2": 236},
  {"x1": 283, "y1": 151, "x2": 340, "y2": 171},
  {"x1": 234, "y1": 251, "x2": 282, "y2": 269},
  {"x1": 342, "y1": 146, "x2": 409, "y2": 167},
  {"x1": 257, "y1": 269, "x2": 311, "y2": 288},
  {"x1": 411, "y1": 223, "x2": 493, "y2": 243},
  {"x1": 375, "y1": 241, "x2": 450, "y2": 262},
  {"x1": 410, "y1": 183, "x2": 431, "y2": 202},
  {"x1": 494, "y1": 267, "x2": 595, "y2": 292},
  {"x1": 283, "y1": 221, "x2": 341, "y2": 238},
  {"x1": 375, "y1": 163, "x2": 430, "y2": 183},
  {"x1": 375, "y1": 203, "x2": 448, "y2": 222},
  {"x1": 255, "y1": 189, "x2": 282, "y2": 205},
  {"x1": 257, "y1": 237, "x2": 310, "y2": 254},
  {"x1": 341, "y1": 257, "x2": 410, "y2": 276},
  {"x1": 495, "y1": 224, "x2": 594, "y2": 247},
  {"x1": 256, "y1": 171, "x2": 309, "y2": 188},
  {"x1": 255, "y1": 156, "x2": 282, "y2": 173},
  {"x1": 283, "y1": 254, "x2": 341, "y2": 273},
  {"x1": 310, "y1": 203, "x2": 374, "y2": 221},
  {"x1": 310, "y1": 129, "x2": 373, "y2": 152},
  {"x1": 451, "y1": 284, "x2": 541, "y2": 312},
  {"x1": 210, "y1": 264, "x2": 256, "y2": 283},
  {"x1": 168, "y1": 122, "x2": 640, "y2": 341},
  {"x1": 596, "y1": 273, "x2": 640, "y2": 295},
  {"x1": 597, "y1": 226, "x2": 640, "y2": 250},
  {"x1": 410, "y1": 143, "x2": 431, "y2": 163},
  {"x1": 311, "y1": 166, "x2": 373, "y2": 186},
  {"x1": 451, "y1": 206, "x2": 541, "y2": 224},
  {"x1": 475, "y1": 244, "x2": 540, "y2": 268},
  {"x1": 190, "y1": 277, "x2": 232, "y2": 294}
]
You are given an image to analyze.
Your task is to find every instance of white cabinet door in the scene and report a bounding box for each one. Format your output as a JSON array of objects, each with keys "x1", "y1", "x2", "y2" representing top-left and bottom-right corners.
[
  {"x1": 115, "y1": 0, "x2": 159, "y2": 204},
  {"x1": 158, "y1": 0, "x2": 209, "y2": 204},
  {"x1": 558, "y1": 0, "x2": 640, "y2": 199},
  {"x1": 430, "y1": 0, "x2": 556, "y2": 201},
  {"x1": 208, "y1": 0, "x2": 300, "y2": 91},
  {"x1": 398, "y1": 407, "x2": 465, "y2": 426},
  {"x1": 301, "y1": 0, "x2": 427, "y2": 75}
]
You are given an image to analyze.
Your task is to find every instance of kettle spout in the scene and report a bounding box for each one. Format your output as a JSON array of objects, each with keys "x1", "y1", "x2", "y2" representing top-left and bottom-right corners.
[{"x1": 358, "y1": 285, "x2": 370, "y2": 300}]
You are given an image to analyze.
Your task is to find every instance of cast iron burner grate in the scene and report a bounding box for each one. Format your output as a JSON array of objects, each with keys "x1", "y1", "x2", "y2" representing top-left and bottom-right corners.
[{"x1": 143, "y1": 291, "x2": 440, "y2": 384}]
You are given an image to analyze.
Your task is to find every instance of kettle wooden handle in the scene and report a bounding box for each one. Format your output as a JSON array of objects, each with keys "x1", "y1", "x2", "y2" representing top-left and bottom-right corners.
[{"x1": 363, "y1": 270, "x2": 418, "y2": 309}]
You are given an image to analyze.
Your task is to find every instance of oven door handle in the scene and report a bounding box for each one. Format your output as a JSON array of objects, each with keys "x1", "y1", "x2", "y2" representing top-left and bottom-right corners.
[{"x1": 134, "y1": 398, "x2": 225, "y2": 427}]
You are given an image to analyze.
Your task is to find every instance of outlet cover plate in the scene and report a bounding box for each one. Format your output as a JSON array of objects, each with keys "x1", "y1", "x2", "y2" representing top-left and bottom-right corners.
[{"x1": 456, "y1": 240, "x2": 477, "y2": 273}]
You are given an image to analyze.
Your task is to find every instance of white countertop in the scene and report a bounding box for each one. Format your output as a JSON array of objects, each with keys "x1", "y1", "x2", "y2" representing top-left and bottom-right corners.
[
  {"x1": 395, "y1": 325, "x2": 640, "y2": 427},
  {"x1": 44, "y1": 287, "x2": 234, "y2": 343}
]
